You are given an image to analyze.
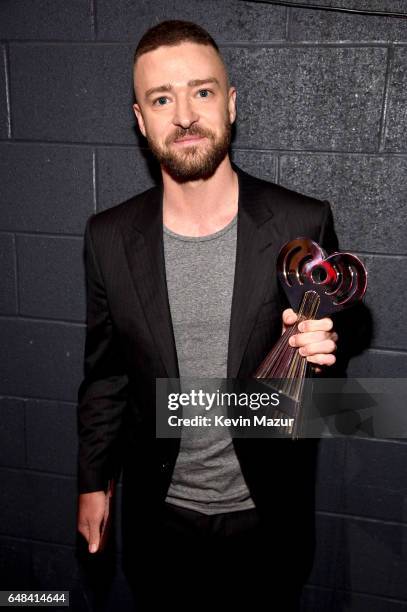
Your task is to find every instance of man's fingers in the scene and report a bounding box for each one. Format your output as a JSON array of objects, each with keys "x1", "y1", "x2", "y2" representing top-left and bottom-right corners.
[
  {"x1": 289, "y1": 331, "x2": 336, "y2": 348},
  {"x1": 88, "y1": 521, "x2": 101, "y2": 553},
  {"x1": 298, "y1": 317, "x2": 333, "y2": 333},
  {"x1": 77, "y1": 491, "x2": 107, "y2": 553},
  {"x1": 297, "y1": 339, "x2": 337, "y2": 357},
  {"x1": 282, "y1": 313, "x2": 335, "y2": 335},
  {"x1": 282, "y1": 313, "x2": 338, "y2": 369},
  {"x1": 307, "y1": 353, "x2": 336, "y2": 366},
  {"x1": 77, "y1": 517, "x2": 100, "y2": 552}
]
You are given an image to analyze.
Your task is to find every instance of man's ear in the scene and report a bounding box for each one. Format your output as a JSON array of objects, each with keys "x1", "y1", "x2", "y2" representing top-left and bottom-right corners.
[
  {"x1": 228, "y1": 87, "x2": 237, "y2": 125},
  {"x1": 133, "y1": 103, "x2": 146, "y2": 137}
]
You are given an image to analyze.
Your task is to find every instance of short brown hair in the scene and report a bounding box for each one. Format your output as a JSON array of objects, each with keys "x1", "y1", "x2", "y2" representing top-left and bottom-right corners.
[{"x1": 134, "y1": 20, "x2": 221, "y2": 65}]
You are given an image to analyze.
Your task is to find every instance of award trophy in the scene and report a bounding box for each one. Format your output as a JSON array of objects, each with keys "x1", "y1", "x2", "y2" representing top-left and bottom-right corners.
[{"x1": 253, "y1": 237, "x2": 367, "y2": 438}]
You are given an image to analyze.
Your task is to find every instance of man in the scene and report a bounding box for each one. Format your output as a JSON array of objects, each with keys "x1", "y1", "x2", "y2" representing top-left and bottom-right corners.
[{"x1": 77, "y1": 20, "x2": 339, "y2": 610}]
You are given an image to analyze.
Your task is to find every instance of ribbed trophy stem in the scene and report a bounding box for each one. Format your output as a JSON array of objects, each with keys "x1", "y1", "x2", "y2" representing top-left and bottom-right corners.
[{"x1": 253, "y1": 290, "x2": 320, "y2": 437}]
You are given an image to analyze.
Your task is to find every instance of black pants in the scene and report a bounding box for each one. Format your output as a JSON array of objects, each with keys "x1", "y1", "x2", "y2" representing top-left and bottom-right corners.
[{"x1": 127, "y1": 502, "x2": 302, "y2": 611}]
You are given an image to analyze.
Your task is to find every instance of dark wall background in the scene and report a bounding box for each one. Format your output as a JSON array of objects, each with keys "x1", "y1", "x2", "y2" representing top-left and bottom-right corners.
[{"x1": 1, "y1": 1, "x2": 406, "y2": 610}]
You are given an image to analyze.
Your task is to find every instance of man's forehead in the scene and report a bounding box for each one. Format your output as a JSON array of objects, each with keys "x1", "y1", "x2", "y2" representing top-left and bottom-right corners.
[{"x1": 134, "y1": 42, "x2": 227, "y2": 88}]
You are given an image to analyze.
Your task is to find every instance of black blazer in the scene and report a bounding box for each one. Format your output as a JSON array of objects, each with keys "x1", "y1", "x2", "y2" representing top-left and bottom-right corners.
[{"x1": 77, "y1": 163, "x2": 339, "y2": 577}]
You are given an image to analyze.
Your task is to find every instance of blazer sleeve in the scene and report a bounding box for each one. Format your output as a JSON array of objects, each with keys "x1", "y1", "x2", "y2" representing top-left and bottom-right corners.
[
  {"x1": 318, "y1": 200, "x2": 339, "y2": 254},
  {"x1": 77, "y1": 216, "x2": 129, "y2": 494}
]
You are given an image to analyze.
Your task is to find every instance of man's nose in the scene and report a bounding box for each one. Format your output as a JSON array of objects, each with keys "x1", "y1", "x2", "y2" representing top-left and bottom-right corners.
[{"x1": 172, "y1": 98, "x2": 199, "y2": 128}]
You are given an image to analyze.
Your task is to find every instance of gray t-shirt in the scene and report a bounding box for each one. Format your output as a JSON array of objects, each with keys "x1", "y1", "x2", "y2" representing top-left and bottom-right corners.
[{"x1": 163, "y1": 213, "x2": 256, "y2": 515}]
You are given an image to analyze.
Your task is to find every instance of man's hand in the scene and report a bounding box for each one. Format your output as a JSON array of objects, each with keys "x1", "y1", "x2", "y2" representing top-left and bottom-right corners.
[
  {"x1": 282, "y1": 308, "x2": 338, "y2": 373},
  {"x1": 77, "y1": 491, "x2": 108, "y2": 554}
]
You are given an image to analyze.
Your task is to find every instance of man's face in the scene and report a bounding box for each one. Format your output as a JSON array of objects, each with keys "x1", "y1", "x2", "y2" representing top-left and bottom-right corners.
[{"x1": 133, "y1": 42, "x2": 236, "y2": 182}]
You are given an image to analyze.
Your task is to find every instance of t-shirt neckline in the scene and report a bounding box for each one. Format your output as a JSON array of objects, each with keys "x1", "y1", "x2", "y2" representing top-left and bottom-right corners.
[{"x1": 163, "y1": 213, "x2": 238, "y2": 242}]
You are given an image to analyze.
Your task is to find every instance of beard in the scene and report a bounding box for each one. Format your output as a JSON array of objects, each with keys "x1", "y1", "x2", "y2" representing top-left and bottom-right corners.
[{"x1": 145, "y1": 116, "x2": 232, "y2": 183}]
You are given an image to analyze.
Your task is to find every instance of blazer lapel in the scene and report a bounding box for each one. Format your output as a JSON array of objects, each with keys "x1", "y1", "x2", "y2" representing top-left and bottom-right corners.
[
  {"x1": 227, "y1": 165, "x2": 279, "y2": 378},
  {"x1": 121, "y1": 183, "x2": 180, "y2": 379}
]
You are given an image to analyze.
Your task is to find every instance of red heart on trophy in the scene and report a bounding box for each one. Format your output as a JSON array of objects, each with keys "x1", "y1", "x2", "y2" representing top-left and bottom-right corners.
[{"x1": 277, "y1": 237, "x2": 367, "y2": 317}]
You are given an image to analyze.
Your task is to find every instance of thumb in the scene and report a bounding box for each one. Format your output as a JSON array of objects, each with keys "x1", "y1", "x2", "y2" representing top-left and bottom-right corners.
[
  {"x1": 88, "y1": 521, "x2": 101, "y2": 554},
  {"x1": 282, "y1": 308, "x2": 298, "y2": 327}
]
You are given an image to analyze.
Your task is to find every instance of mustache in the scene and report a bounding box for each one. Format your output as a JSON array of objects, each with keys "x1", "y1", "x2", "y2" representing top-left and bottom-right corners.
[{"x1": 166, "y1": 125, "x2": 214, "y2": 145}]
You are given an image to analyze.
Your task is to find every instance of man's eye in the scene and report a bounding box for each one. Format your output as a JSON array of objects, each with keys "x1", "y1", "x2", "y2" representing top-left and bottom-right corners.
[
  {"x1": 153, "y1": 96, "x2": 169, "y2": 106},
  {"x1": 197, "y1": 89, "x2": 212, "y2": 98}
]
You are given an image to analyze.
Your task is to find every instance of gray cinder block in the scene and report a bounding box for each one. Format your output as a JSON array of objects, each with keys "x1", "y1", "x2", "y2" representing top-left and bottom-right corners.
[
  {"x1": 231, "y1": 149, "x2": 277, "y2": 183},
  {"x1": 385, "y1": 47, "x2": 407, "y2": 152},
  {"x1": 362, "y1": 255, "x2": 407, "y2": 351},
  {"x1": 0, "y1": 233, "x2": 17, "y2": 314},
  {"x1": 348, "y1": 350, "x2": 407, "y2": 378},
  {"x1": 96, "y1": 0, "x2": 286, "y2": 42},
  {"x1": 343, "y1": 438, "x2": 407, "y2": 524},
  {"x1": 17, "y1": 235, "x2": 86, "y2": 322},
  {"x1": 289, "y1": 1, "x2": 407, "y2": 43},
  {"x1": 0, "y1": 45, "x2": 8, "y2": 139},
  {"x1": 0, "y1": 319, "x2": 85, "y2": 401},
  {"x1": 279, "y1": 153, "x2": 407, "y2": 254},
  {"x1": 224, "y1": 46, "x2": 387, "y2": 152},
  {"x1": 0, "y1": 0, "x2": 93, "y2": 40},
  {"x1": 9, "y1": 44, "x2": 136, "y2": 144},
  {"x1": 0, "y1": 398, "x2": 25, "y2": 468},
  {"x1": 97, "y1": 146, "x2": 157, "y2": 212},
  {"x1": 25, "y1": 399, "x2": 77, "y2": 476},
  {"x1": 0, "y1": 144, "x2": 94, "y2": 234}
]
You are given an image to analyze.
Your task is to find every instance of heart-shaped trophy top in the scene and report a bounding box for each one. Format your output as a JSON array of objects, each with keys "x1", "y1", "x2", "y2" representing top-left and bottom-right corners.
[{"x1": 277, "y1": 237, "x2": 367, "y2": 317}]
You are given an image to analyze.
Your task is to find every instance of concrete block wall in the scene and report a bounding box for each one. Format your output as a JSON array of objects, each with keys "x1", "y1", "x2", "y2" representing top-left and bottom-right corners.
[{"x1": 0, "y1": 1, "x2": 406, "y2": 609}]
